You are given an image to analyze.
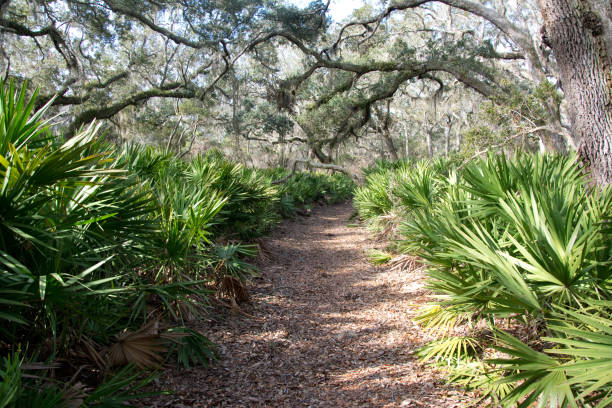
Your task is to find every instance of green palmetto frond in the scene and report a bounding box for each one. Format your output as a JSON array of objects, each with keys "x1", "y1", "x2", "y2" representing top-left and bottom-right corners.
[
  {"x1": 163, "y1": 327, "x2": 217, "y2": 368},
  {"x1": 373, "y1": 153, "x2": 611, "y2": 406},
  {"x1": 417, "y1": 335, "x2": 481, "y2": 364},
  {"x1": 210, "y1": 243, "x2": 258, "y2": 282},
  {"x1": 0, "y1": 82, "x2": 160, "y2": 350},
  {"x1": 544, "y1": 303, "x2": 612, "y2": 408},
  {"x1": 353, "y1": 169, "x2": 394, "y2": 221},
  {"x1": 489, "y1": 330, "x2": 576, "y2": 408},
  {"x1": 393, "y1": 161, "x2": 442, "y2": 210},
  {"x1": 414, "y1": 304, "x2": 467, "y2": 333},
  {"x1": 0, "y1": 80, "x2": 55, "y2": 157},
  {"x1": 488, "y1": 302, "x2": 612, "y2": 408},
  {"x1": 445, "y1": 359, "x2": 512, "y2": 405},
  {"x1": 0, "y1": 353, "x2": 22, "y2": 408},
  {"x1": 367, "y1": 249, "x2": 392, "y2": 264},
  {"x1": 83, "y1": 365, "x2": 159, "y2": 408}
]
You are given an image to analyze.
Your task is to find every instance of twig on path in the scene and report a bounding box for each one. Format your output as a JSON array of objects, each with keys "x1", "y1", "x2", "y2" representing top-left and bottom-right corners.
[{"x1": 213, "y1": 298, "x2": 264, "y2": 321}]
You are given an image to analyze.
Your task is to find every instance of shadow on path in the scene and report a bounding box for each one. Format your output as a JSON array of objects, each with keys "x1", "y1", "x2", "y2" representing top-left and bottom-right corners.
[{"x1": 150, "y1": 203, "x2": 477, "y2": 407}]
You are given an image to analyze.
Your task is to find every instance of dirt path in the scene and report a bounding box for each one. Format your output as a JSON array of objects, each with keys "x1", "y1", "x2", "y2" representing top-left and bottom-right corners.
[{"x1": 152, "y1": 203, "x2": 476, "y2": 407}]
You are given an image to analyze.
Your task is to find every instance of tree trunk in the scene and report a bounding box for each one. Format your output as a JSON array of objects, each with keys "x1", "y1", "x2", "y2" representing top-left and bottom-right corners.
[
  {"x1": 444, "y1": 115, "x2": 453, "y2": 157},
  {"x1": 538, "y1": 0, "x2": 612, "y2": 184},
  {"x1": 375, "y1": 100, "x2": 399, "y2": 161},
  {"x1": 231, "y1": 79, "x2": 245, "y2": 164},
  {"x1": 427, "y1": 129, "x2": 434, "y2": 158},
  {"x1": 404, "y1": 125, "x2": 410, "y2": 158},
  {"x1": 0, "y1": 0, "x2": 10, "y2": 17},
  {"x1": 455, "y1": 123, "x2": 463, "y2": 153},
  {"x1": 382, "y1": 129, "x2": 399, "y2": 161}
]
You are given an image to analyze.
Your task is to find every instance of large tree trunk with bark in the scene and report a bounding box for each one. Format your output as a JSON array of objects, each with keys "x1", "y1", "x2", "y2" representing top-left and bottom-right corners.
[
  {"x1": 375, "y1": 100, "x2": 399, "y2": 161},
  {"x1": 382, "y1": 129, "x2": 399, "y2": 161},
  {"x1": 444, "y1": 114, "x2": 453, "y2": 157},
  {"x1": 538, "y1": 0, "x2": 612, "y2": 185}
]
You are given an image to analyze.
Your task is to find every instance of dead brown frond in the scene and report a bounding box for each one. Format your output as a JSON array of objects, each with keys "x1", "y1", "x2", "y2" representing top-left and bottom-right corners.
[
  {"x1": 389, "y1": 254, "x2": 423, "y2": 273},
  {"x1": 78, "y1": 338, "x2": 106, "y2": 371},
  {"x1": 218, "y1": 275, "x2": 249, "y2": 302},
  {"x1": 107, "y1": 320, "x2": 166, "y2": 369},
  {"x1": 174, "y1": 298, "x2": 202, "y2": 322},
  {"x1": 374, "y1": 212, "x2": 401, "y2": 240},
  {"x1": 62, "y1": 382, "x2": 88, "y2": 408},
  {"x1": 20, "y1": 361, "x2": 62, "y2": 370},
  {"x1": 254, "y1": 238, "x2": 274, "y2": 262}
]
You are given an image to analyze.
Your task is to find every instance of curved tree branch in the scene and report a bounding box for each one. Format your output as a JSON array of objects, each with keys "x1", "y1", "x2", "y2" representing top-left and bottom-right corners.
[
  {"x1": 271, "y1": 159, "x2": 350, "y2": 184},
  {"x1": 0, "y1": 18, "x2": 78, "y2": 70},
  {"x1": 332, "y1": 0, "x2": 543, "y2": 78},
  {"x1": 101, "y1": 0, "x2": 217, "y2": 49},
  {"x1": 67, "y1": 87, "x2": 197, "y2": 137}
]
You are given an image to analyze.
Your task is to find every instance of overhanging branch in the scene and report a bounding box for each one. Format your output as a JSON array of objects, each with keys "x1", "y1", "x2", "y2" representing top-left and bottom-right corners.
[{"x1": 271, "y1": 159, "x2": 350, "y2": 184}]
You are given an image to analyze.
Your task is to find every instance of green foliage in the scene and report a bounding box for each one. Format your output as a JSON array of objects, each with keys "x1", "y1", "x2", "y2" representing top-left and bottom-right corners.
[
  {"x1": 267, "y1": 1, "x2": 329, "y2": 41},
  {"x1": 353, "y1": 169, "x2": 394, "y2": 221},
  {"x1": 0, "y1": 82, "x2": 250, "y2": 403},
  {"x1": 0, "y1": 352, "x2": 158, "y2": 408},
  {"x1": 0, "y1": 81, "x2": 158, "y2": 351},
  {"x1": 353, "y1": 158, "x2": 448, "y2": 230},
  {"x1": 460, "y1": 126, "x2": 501, "y2": 157},
  {"x1": 367, "y1": 249, "x2": 392, "y2": 265},
  {"x1": 459, "y1": 80, "x2": 564, "y2": 158},
  {"x1": 209, "y1": 243, "x2": 258, "y2": 283},
  {"x1": 1, "y1": 81, "x2": 357, "y2": 405},
  {"x1": 358, "y1": 154, "x2": 612, "y2": 406},
  {"x1": 82, "y1": 365, "x2": 159, "y2": 408},
  {"x1": 263, "y1": 167, "x2": 355, "y2": 217},
  {"x1": 165, "y1": 327, "x2": 217, "y2": 369}
]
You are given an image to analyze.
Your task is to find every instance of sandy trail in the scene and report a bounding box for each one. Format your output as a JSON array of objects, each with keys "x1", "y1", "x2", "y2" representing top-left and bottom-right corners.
[{"x1": 150, "y1": 203, "x2": 476, "y2": 407}]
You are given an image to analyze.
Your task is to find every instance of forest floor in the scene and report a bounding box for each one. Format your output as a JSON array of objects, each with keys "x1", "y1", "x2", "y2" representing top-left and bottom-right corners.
[{"x1": 146, "y1": 202, "x2": 479, "y2": 407}]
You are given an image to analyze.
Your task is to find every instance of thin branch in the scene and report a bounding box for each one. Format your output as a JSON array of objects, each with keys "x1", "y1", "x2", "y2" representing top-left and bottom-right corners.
[
  {"x1": 271, "y1": 159, "x2": 350, "y2": 184},
  {"x1": 458, "y1": 125, "x2": 553, "y2": 168}
]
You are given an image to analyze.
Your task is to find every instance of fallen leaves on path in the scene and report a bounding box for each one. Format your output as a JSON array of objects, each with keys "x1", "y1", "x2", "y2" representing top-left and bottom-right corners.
[{"x1": 144, "y1": 203, "x2": 479, "y2": 407}]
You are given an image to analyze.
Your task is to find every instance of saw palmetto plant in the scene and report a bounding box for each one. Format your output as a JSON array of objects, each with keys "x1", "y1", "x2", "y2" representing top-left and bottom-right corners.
[
  {"x1": 359, "y1": 153, "x2": 611, "y2": 407},
  {"x1": 0, "y1": 81, "x2": 250, "y2": 405},
  {"x1": 0, "y1": 79, "x2": 361, "y2": 405},
  {"x1": 0, "y1": 82, "x2": 153, "y2": 351},
  {"x1": 353, "y1": 169, "x2": 395, "y2": 222}
]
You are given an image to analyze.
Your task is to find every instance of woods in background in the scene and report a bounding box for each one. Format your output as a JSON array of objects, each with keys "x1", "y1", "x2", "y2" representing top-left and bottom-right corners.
[{"x1": 1, "y1": 0, "x2": 609, "y2": 183}]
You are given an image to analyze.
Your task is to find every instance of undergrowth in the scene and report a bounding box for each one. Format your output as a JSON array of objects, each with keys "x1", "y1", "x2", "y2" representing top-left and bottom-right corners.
[
  {"x1": 355, "y1": 155, "x2": 611, "y2": 407},
  {"x1": 0, "y1": 81, "x2": 354, "y2": 407}
]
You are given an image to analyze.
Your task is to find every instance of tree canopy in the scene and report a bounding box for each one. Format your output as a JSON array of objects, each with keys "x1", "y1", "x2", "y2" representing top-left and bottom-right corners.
[{"x1": 1, "y1": 0, "x2": 610, "y2": 181}]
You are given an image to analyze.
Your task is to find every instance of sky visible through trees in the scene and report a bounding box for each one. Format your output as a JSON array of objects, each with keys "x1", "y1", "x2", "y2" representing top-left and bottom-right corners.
[
  {"x1": 0, "y1": 1, "x2": 611, "y2": 406},
  {"x1": 290, "y1": 0, "x2": 365, "y2": 22}
]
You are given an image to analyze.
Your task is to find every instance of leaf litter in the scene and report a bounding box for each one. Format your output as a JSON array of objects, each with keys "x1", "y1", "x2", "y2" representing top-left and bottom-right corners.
[{"x1": 142, "y1": 203, "x2": 479, "y2": 407}]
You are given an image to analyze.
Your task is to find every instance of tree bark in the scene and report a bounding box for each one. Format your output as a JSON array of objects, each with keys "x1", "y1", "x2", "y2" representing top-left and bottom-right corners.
[
  {"x1": 378, "y1": 100, "x2": 399, "y2": 161},
  {"x1": 444, "y1": 114, "x2": 453, "y2": 157},
  {"x1": 0, "y1": 1, "x2": 11, "y2": 18},
  {"x1": 382, "y1": 129, "x2": 399, "y2": 161},
  {"x1": 538, "y1": 0, "x2": 612, "y2": 184},
  {"x1": 404, "y1": 125, "x2": 410, "y2": 158},
  {"x1": 231, "y1": 78, "x2": 246, "y2": 164},
  {"x1": 271, "y1": 160, "x2": 351, "y2": 184},
  {"x1": 427, "y1": 127, "x2": 434, "y2": 158},
  {"x1": 66, "y1": 87, "x2": 196, "y2": 137}
]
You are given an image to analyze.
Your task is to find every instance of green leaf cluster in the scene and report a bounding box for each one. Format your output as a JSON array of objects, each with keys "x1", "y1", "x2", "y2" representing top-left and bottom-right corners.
[
  {"x1": 355, "y1": 153, "x2": 611, "y2": 406},
  {"x1": 0, "y1": 80, "x2": 357, "y2": 406}
]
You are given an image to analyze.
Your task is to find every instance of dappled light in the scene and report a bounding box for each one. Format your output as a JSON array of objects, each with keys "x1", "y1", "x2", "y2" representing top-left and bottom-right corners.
[
  {"x1": 1, "y1": 0, "x2": 610, "y2": 406},
  {"x1": 144, "y1": 204, "x2": 475, "y2": 407}
]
